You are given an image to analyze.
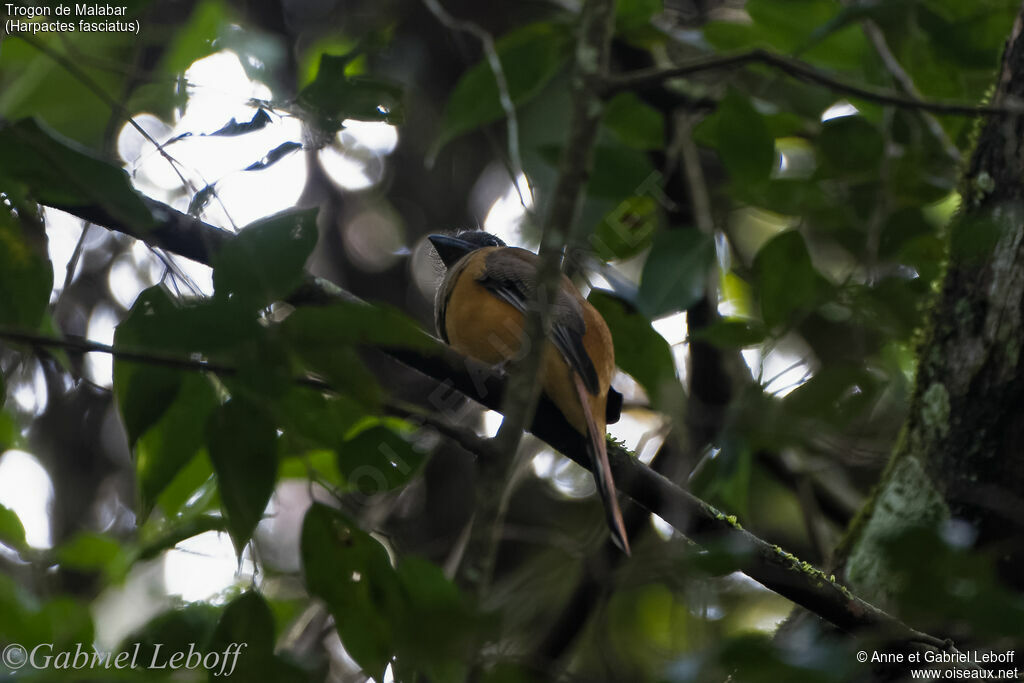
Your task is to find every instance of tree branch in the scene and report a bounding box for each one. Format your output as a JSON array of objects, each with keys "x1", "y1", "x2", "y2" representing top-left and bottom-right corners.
[
  {"x1": 19, "y1": 194, "x2": 956, "y2": 648},
  {"x1": 0, "y1": 325, "x2": 331, "y2": 393},
  {"x1": 857, "y1": 16, "x2": 961, "y2": 161},
  {"x1": 604, "y1": 48, "x2": 1024, "y2": 117}
]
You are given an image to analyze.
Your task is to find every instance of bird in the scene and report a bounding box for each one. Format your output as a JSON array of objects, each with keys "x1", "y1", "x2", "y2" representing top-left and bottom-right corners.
[{"x1": 428, "y1": 230, "x2": 630, "y2": 554}]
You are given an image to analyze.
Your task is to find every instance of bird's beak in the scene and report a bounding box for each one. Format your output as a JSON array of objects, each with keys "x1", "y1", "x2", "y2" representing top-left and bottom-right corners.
[{"x1": 427, "y1": 234, "x2": 478, "y2": 269}]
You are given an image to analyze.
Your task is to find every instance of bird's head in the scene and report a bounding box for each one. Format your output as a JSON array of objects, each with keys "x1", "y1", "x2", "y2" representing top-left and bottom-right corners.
[{"x1": 427, "y1": 231, "x2": 506, "y2": 269}]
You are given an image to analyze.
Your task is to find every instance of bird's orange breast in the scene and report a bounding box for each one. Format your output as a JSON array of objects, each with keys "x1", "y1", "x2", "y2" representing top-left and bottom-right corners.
[{"x1": 442, "y1": 250, "x2": 612, "y2": 435}]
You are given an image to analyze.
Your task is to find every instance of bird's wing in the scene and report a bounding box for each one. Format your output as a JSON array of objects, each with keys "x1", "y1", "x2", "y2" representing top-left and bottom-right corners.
[{"x1": 479, "y1": 249, "x2": 601, "y2": 395}]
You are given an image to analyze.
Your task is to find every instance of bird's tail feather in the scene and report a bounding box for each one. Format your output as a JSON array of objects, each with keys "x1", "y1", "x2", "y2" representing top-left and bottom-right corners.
[{"x1": 572, "y1": 373, "x2": 630, "y2": 555}]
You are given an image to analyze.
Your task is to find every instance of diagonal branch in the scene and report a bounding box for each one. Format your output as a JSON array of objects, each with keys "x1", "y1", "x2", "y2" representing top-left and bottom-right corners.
[
  {"x1": 0, "y1": 325, "x2": 332, "y2": 393},
  {"x1": 604, "y1": 48, "x2": 1024, "y2": 116},
  {"x1": 26, "y1": 194, "x2": 957, "y2": 650}
]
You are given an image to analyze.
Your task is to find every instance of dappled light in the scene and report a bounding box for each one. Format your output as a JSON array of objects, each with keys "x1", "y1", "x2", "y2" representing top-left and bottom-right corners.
[
  {"x1": 0, "y1": 450, "x2": 53, "y2": 549},
  {"x1": 3, "y1": 0, "x2": 1024, "y2": 681},
  {"x1": 163, "y1": 531, "x2": 253, "y2": 602}
]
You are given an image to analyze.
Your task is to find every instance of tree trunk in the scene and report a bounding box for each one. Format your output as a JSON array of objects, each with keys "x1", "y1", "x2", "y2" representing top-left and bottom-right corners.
[{"x1": 836, "y1": 11, "x2": 1024, "y2": 606}]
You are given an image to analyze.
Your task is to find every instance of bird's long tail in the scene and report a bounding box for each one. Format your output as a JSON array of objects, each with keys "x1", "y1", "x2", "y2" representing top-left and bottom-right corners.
[{"x1": 572, "y1": 373, "x2": 630, "y2": 555}]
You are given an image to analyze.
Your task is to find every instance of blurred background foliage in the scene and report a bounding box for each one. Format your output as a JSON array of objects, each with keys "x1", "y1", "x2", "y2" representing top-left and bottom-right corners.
[{"x1": 1, "y1": 0, "x2": 1022, "y2": 680}]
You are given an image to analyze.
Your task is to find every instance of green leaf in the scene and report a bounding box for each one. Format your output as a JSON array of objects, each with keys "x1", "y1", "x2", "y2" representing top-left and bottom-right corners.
[
  {"x1": 0, "y1": 32, "x2": 133, "y2": 146},
  {"x1": 753, "y1": 231, "x2": 831, "y2": 328},
  {"x1": 112, "y1": 296, "x2": 186, "y2": 446},
  {"x1": 616, "y1": 0, "x2": 662, "y2": 33},
  {"x1": 715, "y1": 0, "x2": 868, "y2": 70},
  {"x1": 0, "y1": 118, "x2": 157, "y2": 230},
  {"x1": 156, "y1": 453, "x2": 218, "y2": 521},
  {"x1": 0, "y1": 411, "x2": 16, "y2": 452},
  {"x1": 113, "y1": 287, "x2": 186, "y2": 448},
  {"x1": 282, "y1": 301, "x2": 421, "y2": 350},
  {"x1": 880, "y1": 525, "x2": 1024, "y2": 640},
  {"x1": 816, "y1": 115, "x2": 884, "y2": 175},
  {"x1": 690, "y1": 319, "x2": 768, "y2": 349},
  {"x1": 853, "y1": 277, "x2": 928, "y2": 340},
  {"x1": 690, "y1": 435, "x2": 753, "y2": 518},
  {"x1": 0, "y1": 575, "x2": 95, "y2": 649},
  {"x1": 537, "y1": 143, "x2": 655, "y2": 201},
  {"x1": 433, "y1": 22, "x2": 572, "y2": 156},
  {"x1": 123, "y1": 603, "x2": 221, "y2": 670},
  {"x1": 137, "y1": 514, "x2": 225, "y2": 563},
  {"x1": 275, "y1": 387, "x2": 365, "y2": 454},
  {"x1": 879, "y1": 207, "x2": 935, "y2": 259},
  {"x1": 783, "y1": 364, "x2": 883, "y2": 428},
  {"x1": 115, "y1": 286, "x2": 261, "y2": 355},
  {"x1": 391, "y1": 556, "x2": 477, "y2": 681},
  {"x1": 135, "y1": 374, "x2": 220, "y2": 518},
  {"x1": 591, "y1": 195, "x2": 659, "y2": 261},
  {"x1": 603, "y1": 92, "x2": 664, "y2": 149},
  {"x1": 161, "y1": 0, "x2": 231, "y2": 75},
  {"x1": 0, "y1": 205, "x2": 52, "y2": 329},
  {"x1": 301, "y1": 504, "x2": 395, "y2": 681},
  {"x1": 280, "y1": 449, "x2": 345, "y2": 491},
  {"x1": 208, "y1": 592, "x2": 288, "y2": 683},
  {"x1": 54, "y1": 532, "x2": 127, "y2": 576},
  {"x1": 588, "y1": 291, "x2": 677, "y2": 406},
  {"x1": 298, "y1": 54, "x2": 404, "y2": 130},
  {"x1": 703, "y1": 91, "x2": 776, "y2": 184},
  {"x1": 312, "y1": 347, "x2": 384, "y2": 405},
  {"x1": 280, "y1": 301, "x2": 435, "y2": 403},
  {"x1": 212, "y1": 208, "x2": 318, "y2": 310},
  {"x1": 35, "y1": 597, "x2": 95, "y2": 651},
  {"x1": 0, "y1": 410, "x2": 15, "y2": 451},
  {"x1": 587, "y1": 144, "x2": 656, "y2": 199},
  {"x1": 113, "y1": 344, "x2": 185, "y2": 449},
  {"x1": 207, "y1": 399, "x2": 278, "y2": 554},
  {"x1": 223, "y1": 329, "x2": 294, "y2": 400},
  {"x1": 0, "y1": 503, "x2": 27, "y2": 553},
  {"x1": 637, "y1": 229, "x2": 716, "y2": 317},
  {"x1": 338, "y1": 423, "x2": 428, "y2": 494},
  {"x1": 114, "y1": 285, "x2": 283, "y2": 405}
]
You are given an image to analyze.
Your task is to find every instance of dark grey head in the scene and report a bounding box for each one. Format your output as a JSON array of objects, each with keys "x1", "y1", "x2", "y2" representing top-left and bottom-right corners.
[{"x1": 427, "y1": 231, "x2": 506, "y2": 268}]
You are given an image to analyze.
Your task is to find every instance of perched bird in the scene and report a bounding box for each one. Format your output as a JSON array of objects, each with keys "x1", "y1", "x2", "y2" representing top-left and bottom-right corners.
[{"x1": 428, "y1": 231, "x2": 630, "y2": 554}]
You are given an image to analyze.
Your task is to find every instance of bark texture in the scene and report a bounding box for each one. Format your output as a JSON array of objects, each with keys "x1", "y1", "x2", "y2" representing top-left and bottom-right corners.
[{"x1": 837, "y1": 11, "x2": 1024, "y2": 602}]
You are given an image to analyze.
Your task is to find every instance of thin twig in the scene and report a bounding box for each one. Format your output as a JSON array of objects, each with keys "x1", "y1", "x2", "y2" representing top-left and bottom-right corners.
[
  {"x1": 674, "y1": 113, "x2": 715, "y2": 236},
  {"x1": 760, "y1": 449, "x2": 861, "y2": 528},
  {"x1": 59, "y1": 222, "x2": 91, "y2": 295},
  {"x1": 479, "y1": 0, "x2": 620, "y2": 597},
  {"x1": 604, "y1": 48, "x2": 1024, "y2": 117},
  {"x1": 16, "y1": 34, "x2": 243, "y2": 236},
  {"x1": 385, "y1": 399, "x2": 504, "y2": 462},
  {"x1": 14, "y1": 34, "x2": 195, "y2": 193},
  {"x1": 421, "y1": 0, "x2": 531, "y2": 208},
  {"x1": 0, "y1": 326, "x2": 332, "y2": 393},
  {"x1": 858, "y1": 17, "x2": 961, "y2": 162}
]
